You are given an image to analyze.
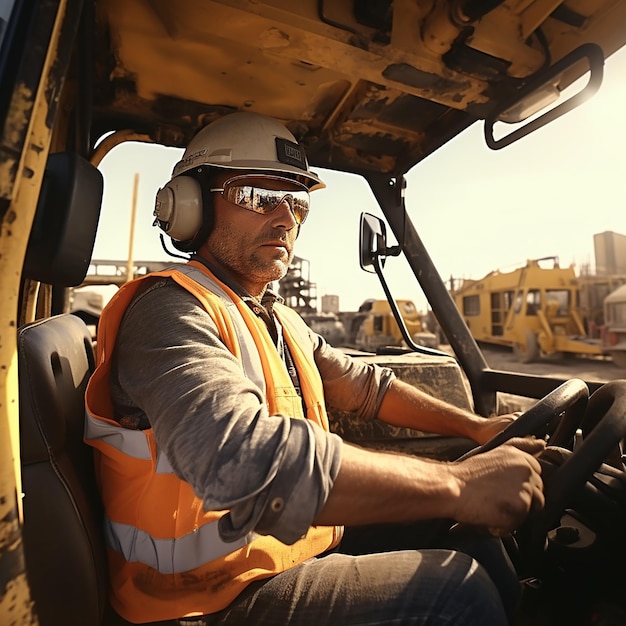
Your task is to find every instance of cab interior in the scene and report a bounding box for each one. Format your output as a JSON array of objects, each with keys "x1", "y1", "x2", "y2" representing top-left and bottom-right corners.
[{"x1": 3, "y1": 1, "x2": 626, "y2": 624}]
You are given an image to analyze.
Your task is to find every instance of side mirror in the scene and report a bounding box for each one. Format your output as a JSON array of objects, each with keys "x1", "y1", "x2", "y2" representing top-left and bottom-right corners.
[
  {"x1": 359, "y1": 212, "x2": 388, "y2": 273},
  {"x1": 24, "y1": 152, "x2": 104, "y2": 286},
  {"x1": 358, "y1": 212, "x2": 449, "y2": 358}
]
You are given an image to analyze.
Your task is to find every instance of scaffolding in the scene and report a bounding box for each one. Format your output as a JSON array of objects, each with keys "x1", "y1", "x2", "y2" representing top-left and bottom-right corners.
[{"x1": 279, "y1": 256, "x2": 317, "y2": 313}]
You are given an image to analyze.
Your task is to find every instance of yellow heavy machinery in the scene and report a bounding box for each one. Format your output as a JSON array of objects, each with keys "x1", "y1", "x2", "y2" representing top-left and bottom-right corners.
[
  {"x1": 452, "y1": 257, "x2": 604, "y2": 362},
  {"x1": 352, "y1": 298, "x2": 439, "y2": 352}
]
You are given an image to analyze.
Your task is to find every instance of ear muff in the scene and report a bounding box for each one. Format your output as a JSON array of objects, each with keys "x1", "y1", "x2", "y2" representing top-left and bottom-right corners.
[{"x1": 153, "y1": 175, "x2": 202, "y2": 242}]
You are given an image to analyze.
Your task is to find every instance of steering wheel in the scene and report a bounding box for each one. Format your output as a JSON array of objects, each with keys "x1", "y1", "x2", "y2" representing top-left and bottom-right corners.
[
  {"x1": 522, "y1": 380, "x2": 626, "y2": 563},
  {"x1": 457, "y1": 379, "x2": 626, "y2": 570},
  {"x1": 457, "y1": 378, "x2": 590, "y2": 463}
]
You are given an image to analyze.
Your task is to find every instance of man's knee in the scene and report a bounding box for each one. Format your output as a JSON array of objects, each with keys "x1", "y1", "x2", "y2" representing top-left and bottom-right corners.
[
  {"x1": 321, "y1": 550, "x2": 508, "y2": 625},
  {"x1": 408, "y1": 550, "x2": 508, "y2": 625},
  {"x1": 216, "y1": 550, "x2": 508, "y2": 625}
]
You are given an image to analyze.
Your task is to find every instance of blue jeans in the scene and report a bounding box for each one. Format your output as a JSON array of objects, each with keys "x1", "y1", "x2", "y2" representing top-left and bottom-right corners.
[
  {"x1": 338, "y1": 520, "x2": 521, "y2": 621},
  {"x1": 208, "y1": 549, "x2": 508, "y2": 625}
]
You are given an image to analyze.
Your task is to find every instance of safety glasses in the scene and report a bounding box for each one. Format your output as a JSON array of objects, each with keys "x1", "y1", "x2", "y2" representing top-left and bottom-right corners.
[{"x1": 210, "y1": 175, "x2": 310, "y2": 224}]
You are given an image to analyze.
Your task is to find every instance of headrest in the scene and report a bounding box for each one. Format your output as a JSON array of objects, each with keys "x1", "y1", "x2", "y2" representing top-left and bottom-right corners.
[
  {"x1": 18, "y1": 314, "x2": 95, "y2": 463},
  {"x1": 23, "y1": 152, "x2": 103, "y2": 286}
]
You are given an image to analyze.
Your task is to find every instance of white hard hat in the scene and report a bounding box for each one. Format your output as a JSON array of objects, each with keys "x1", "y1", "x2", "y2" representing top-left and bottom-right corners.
[{"x1": 172, "y1": 112, "x2": 325, "y2": 191}]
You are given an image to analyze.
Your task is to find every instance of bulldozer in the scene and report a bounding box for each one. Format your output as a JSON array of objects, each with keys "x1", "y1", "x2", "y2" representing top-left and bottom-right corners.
[
  {"x1": 350, "y1": 298, "x2": 439, "y2": 353},
  {"x1": 452, "y1": 257, "x2": 605, "y2": 363}
]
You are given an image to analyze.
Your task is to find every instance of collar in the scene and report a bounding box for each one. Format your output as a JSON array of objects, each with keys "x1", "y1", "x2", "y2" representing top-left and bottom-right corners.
[{"x1": 190, "y1": 254, "x2": 284, "y2": 310}]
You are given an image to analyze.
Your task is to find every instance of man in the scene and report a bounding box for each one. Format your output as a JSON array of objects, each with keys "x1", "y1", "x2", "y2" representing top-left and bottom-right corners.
[{"x1": 85, "y1": 112, "x2": 544, "y2": 625}]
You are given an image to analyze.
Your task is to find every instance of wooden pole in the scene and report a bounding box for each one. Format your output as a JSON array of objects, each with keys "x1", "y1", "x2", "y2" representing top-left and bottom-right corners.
[{"x1": 126, "y1": 173, "x2": 139, "y2": 283}]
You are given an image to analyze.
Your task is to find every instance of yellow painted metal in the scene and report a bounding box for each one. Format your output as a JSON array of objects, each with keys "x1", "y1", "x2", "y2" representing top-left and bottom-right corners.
[
  {"x1": 90, "y1": 130, "x2": 153, "y2": 167},
  {"x1": 520, "y1": 0, "x2": 565, "y2": 40},
  {"x1": 0, "y1": 1, "x2": 69, "y2": 623},
  {"x1": 356, "y1": 299, "x2": 434, "y2": 351},
  {"x1": 452, "y1": 258, "x2": 603, "y2": 359}
]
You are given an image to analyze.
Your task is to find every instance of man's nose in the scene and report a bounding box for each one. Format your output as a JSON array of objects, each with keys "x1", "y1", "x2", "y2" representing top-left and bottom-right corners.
[{"x1": 270, "y1": 197, "x2": 298, "y2": 229}]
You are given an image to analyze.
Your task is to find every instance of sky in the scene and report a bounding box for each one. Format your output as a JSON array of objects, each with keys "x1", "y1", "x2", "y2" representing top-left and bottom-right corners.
[{"x1": 93, "y1": 44, "x2": 626, "y2": 313}]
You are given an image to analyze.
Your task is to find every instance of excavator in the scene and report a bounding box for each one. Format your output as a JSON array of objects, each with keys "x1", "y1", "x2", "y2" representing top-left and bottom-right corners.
[{"x1": 3, "y1": 2, "x2": 626, "y2": 625}]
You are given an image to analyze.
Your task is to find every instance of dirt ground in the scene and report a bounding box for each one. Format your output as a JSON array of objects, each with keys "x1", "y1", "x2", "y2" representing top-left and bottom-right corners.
[
  {"x1": 440, "y1": 343, "x2": 626, "y2": 414},
  {"x1": 474, "y1": 343, "x2": 626, "y2": 383}
]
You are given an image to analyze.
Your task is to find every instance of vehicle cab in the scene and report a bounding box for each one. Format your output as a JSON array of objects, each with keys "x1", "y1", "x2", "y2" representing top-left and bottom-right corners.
[
  {"x1": 602, "y1": 285, "x2": 626, "y2": 368},
  {"x1": 3, "y1": 2, "x2": 626, "y2": 625}
]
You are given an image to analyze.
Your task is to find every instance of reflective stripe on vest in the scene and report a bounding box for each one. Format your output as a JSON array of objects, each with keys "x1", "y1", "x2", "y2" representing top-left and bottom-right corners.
[
  {"x1": 104, "y1": 518, "x2": 253, "y2": 574},
  {"x1": 83, "y1": 265, "x2": 278, "y2": 566},
  {"x1": 85, "y1": 411, "x2": 174, "y2": 474},
  {"x1": 172, "y1": 264, "x2": 266, "y2": 395}
]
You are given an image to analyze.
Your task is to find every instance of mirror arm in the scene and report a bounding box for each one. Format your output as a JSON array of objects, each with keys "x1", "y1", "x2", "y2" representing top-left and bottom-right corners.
[
  {"x1": 372, "y1": 255, "x2": 451, "y2": 358},
  {"x1": 383, "y1": 244, "x2": 402, "y2": 258}
]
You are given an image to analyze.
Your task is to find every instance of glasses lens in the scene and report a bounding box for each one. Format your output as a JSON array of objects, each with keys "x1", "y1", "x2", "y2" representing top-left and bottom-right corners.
[{"x1": 223, "y1": 182, "x2": 309, "y2": 224}]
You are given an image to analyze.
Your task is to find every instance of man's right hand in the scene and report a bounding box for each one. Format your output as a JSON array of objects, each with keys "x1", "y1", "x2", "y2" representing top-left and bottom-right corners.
[
  {"x1": 315, "y1": 437, "x2": 546, "y2": 533},
  {"x1": 449, "y1": 437, "x2": 546, "y2": 535}
]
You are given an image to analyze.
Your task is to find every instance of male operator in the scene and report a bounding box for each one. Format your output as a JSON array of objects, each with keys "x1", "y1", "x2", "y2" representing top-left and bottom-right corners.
[{"x1": 86, "y1": 111, "x2": 544, "y2": 626}]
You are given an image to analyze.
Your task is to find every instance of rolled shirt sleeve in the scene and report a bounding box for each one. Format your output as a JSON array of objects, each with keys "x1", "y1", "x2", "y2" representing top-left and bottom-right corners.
[
  {"x1": 313, "y1": 333, "x2": 396, "y2": 420},
  {"x1": 111, "y1": 279, "x2": 343, "y2": 545}
]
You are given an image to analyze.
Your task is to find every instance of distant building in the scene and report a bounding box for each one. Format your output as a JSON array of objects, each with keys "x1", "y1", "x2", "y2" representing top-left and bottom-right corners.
[
  {"x1": 594, "y1": 231, "x2": 626, "y2": 275},
  {"x1": 321, "y1": 294, "x2": 340, "y2": 313}
]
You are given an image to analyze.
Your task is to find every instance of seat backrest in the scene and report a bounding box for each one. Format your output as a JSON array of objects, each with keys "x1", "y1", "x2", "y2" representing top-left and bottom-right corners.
[{"x1": 18, "y1": 313, "x2": 108, "y2": 625}]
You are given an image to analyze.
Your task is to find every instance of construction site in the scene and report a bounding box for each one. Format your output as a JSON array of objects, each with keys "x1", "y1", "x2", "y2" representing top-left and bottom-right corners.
[
  {"x1": 73, "y1": 231, "x2": 626, "y2": 376},
  {"x1": 448, "y1": 231, "x2": 626, "y2": 367},
  {"x1": 273, "y1": 231, "x2": 626, "y2": 366}
]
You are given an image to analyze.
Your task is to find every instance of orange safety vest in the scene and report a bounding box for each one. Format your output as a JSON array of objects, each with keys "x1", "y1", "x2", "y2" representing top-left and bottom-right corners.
[{"x1": 85, "y1": 261, "x2": 341, "y2": 623}]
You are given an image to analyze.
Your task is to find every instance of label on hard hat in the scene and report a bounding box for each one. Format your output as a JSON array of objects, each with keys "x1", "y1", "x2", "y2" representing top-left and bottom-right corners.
[
  {"x1": 173, "y1": 149, "x2": 208, "y2": 176},
  {"x1": 275, "y1": 137, "x2": 308, "y2": 170}
]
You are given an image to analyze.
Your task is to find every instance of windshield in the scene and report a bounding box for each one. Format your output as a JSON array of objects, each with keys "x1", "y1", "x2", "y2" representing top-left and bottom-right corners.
[{"x1": 545, "y1": 290, "x2": 570, "y2": 316}]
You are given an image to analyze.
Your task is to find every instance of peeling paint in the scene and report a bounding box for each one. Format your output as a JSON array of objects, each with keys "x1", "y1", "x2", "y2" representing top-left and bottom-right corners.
[
  {"x1": 4, "y1": 84, "x2": 34, "y2": 149},
  {"x1": 0, "y1": 576, "x2": 37, "y2": 626},
  {"x1": 0, "y1": 511, "x2": 19, "y2": 551}
]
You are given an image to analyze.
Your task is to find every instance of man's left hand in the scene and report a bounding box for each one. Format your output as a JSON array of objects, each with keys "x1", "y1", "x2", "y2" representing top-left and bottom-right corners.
[{"x1": 472, "y1": 412, "x2": 521, "y2": 446}]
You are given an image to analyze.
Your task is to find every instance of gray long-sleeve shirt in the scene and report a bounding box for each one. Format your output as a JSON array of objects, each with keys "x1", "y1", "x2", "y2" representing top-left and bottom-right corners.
[{"x1": 110, "y1": 272, "x2": 395, "y2": 545}]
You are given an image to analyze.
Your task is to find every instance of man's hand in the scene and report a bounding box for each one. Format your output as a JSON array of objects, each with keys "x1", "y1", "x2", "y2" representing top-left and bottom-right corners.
[
  {"x1": 449, "y1": 437, "x2": 546, "y2": 535},
  {"x1": 376, "y1": 380, "x2": 530, "y2": 446},
  {"x1": 471, "y1": 412, "x2": 521, "y2": 445},
  {"x1": 315, "y1": 437, "x2": 546, "y2": 532}
]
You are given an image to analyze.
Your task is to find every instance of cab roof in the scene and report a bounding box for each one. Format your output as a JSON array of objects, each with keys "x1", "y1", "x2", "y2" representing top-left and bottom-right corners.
[{"x1": 91, "y1": 0, "x2": 626, "y2": 176}]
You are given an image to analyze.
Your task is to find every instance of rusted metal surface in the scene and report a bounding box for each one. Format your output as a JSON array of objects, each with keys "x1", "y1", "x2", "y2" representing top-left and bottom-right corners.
[
  {"x1": 0, "y1": 497, "x2": 36, "y2": 625},
  {"x1": 0, "y1": 1, "x2": 66, "y2": 221},
  {"x1": 0, "y1": 1, "x2": 83, "y2": 623},
  {"x1": 90, "y1": 0, "x2": 626, "y2": 174}
]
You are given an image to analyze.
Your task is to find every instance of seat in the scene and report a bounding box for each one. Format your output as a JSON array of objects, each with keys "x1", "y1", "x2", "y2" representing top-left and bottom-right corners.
[{"x1": 18, "y1": 313, "x2": 108, "y2": 625}]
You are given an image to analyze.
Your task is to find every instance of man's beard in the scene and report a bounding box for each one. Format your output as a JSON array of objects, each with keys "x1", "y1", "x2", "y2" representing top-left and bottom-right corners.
[{"x1": 207, "y1": 223, "x2": 295, "y2": 285}]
